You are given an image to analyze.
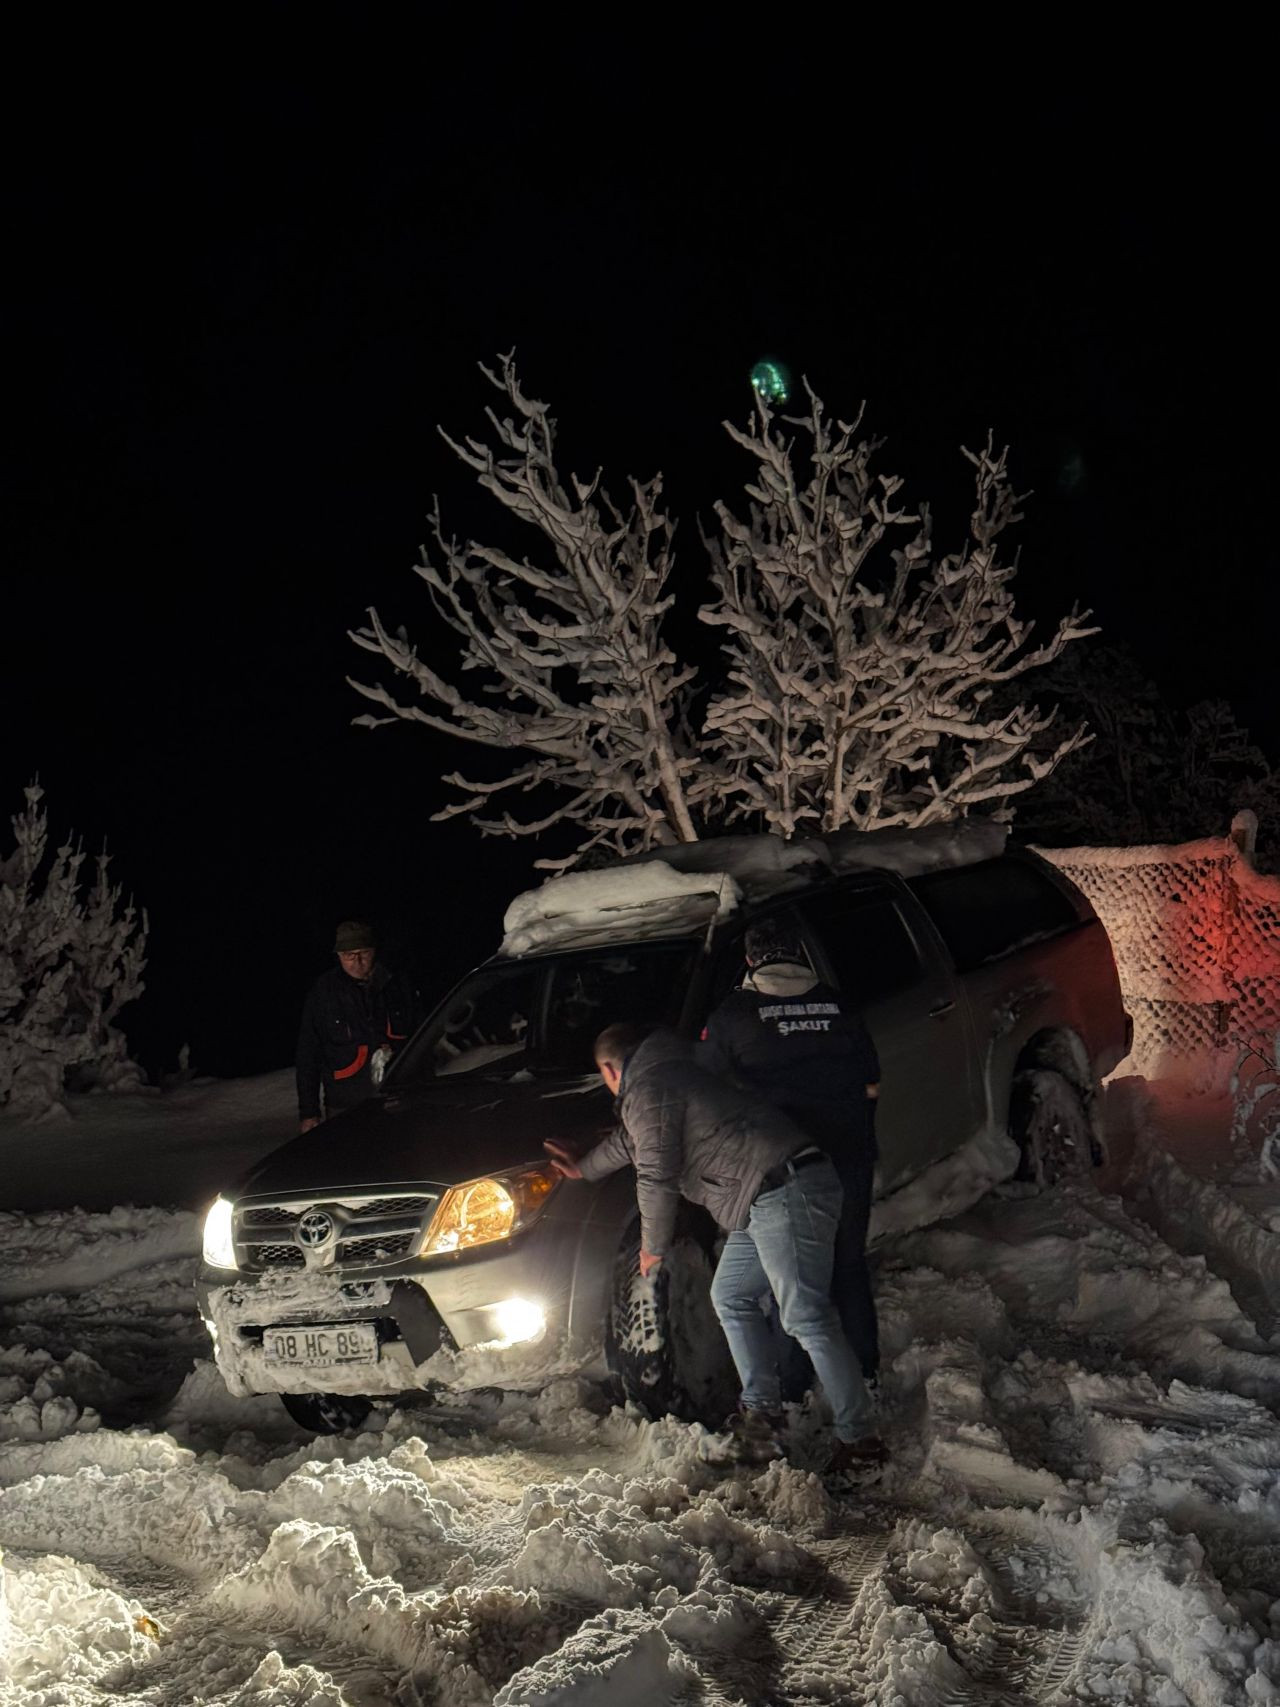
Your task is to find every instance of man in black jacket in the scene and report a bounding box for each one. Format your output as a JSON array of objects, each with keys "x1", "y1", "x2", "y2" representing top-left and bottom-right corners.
[
  {"x1": 701, "y1": 918, "x2": 882, "y2": 1382},
  {"x1": 295, "y1": 921, "x2": 421, "y2": 1133},
  {"x1": 546, "y1": 1024, "x2": 883, "y2": 1471}
]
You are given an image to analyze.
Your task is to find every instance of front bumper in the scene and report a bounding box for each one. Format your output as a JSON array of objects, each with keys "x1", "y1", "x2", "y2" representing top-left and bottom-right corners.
[{"x1": 196, "y1": 1197, "x2": 616, "y2": 1399}]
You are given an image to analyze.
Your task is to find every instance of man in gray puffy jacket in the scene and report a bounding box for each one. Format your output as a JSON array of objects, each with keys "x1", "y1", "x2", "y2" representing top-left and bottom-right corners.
[{"x1": 545, "y1": 1023, "x2": 883, "y2": 1470}]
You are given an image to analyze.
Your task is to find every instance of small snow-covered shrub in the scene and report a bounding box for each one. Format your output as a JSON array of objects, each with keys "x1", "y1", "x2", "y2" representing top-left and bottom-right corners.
[{"x1": 0, "y1": 783, "x2": 147, "y2": 1115}]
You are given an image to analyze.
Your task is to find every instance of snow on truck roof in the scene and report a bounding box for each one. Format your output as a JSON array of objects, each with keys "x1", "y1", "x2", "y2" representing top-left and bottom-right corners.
[{"x1": 499, "y1": 820, "x2": 1008, "y2": 958}]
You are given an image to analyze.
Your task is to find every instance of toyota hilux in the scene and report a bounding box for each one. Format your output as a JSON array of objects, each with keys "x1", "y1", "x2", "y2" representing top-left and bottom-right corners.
[{"x1": 197, "y1": 824, "x2": 1129, "y2": 1431}]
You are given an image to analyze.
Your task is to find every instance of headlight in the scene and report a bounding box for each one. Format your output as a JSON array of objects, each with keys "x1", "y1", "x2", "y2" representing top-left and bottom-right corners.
[
  {"x1": 419, "y1": 1164, "x2": 558, "y2": 1258},
  {"x1": 489, "y1": 1297, "x2": 545, "y2": 1345},
  {"x1": 202, "y1": 1196, "x2": 238, "y2": 1270}
]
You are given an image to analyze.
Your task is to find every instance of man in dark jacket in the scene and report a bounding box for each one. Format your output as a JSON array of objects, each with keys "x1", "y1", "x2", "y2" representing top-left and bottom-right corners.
[
  {"x1": 295, "y1": 921, "x2": 421, "y2": 1133},
  {"x1": 701, "y1": 918, "x2": 882, "y2": 1381},
  {"x1": 546, "y1": 1024, "x2": 882, "y2": 1470}
]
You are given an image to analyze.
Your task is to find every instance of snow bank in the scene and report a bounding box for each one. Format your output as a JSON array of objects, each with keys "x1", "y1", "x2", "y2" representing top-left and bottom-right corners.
[
  {"x1": 0, "y1": 1067, "x2": 295, "y2": 1213},
  {"x1": 0, "y1": 1203, "x2": 199, "y2": 1303},
  {"x1": 495, "y1": 1611, "x2": 686, "y2": 1707},
  {"x1": 899, "y1": 1182, "x2": 1280, "y2": 1404},
  {"x1": 869, "y1": 1123, "x2": 1021, "y2": 1246},
  {"x1": 0, "y1": 1547, "x2": 158, "y2": 1691},
  {"x1": 0, "y1": 1204, "x2": 204, "y2": 1458},
  {"x1": 1132, "y1": 1142, "x2": 1280, "y2": 1333}
]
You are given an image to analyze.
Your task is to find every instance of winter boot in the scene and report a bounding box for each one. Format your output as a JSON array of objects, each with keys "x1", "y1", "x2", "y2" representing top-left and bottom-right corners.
[
  {"x1": 826, "y1": 1433, "x2": 889, "y2": 1479},
  {"x1": 722, "y1": 1407, "x2": 786, "y2": 1465}
]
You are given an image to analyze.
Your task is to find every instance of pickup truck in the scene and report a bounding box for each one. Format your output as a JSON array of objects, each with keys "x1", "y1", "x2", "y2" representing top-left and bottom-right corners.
[{"x1": 197, "y1": 825, "x2": 1129, "y2": 1432}]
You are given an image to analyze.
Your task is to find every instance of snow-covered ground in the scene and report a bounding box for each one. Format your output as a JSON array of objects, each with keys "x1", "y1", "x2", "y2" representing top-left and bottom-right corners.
[
  {"x1": 2, "y1": 1078, "x2": 1279, "y2": 1704},
  {"x1": 0, "y1": 1072, "x2": 295, "y2": 1214}
]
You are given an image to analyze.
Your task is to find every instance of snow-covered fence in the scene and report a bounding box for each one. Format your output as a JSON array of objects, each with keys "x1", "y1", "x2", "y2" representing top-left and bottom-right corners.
[{"x1": 1039, "y1": 831, "x2": 1280, "y2": 1087}]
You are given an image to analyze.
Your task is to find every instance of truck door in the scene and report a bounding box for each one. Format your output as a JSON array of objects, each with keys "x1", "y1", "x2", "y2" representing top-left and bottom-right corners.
[{"x1": 798, "y1": 884, "x2": 982, "y2": 1189}]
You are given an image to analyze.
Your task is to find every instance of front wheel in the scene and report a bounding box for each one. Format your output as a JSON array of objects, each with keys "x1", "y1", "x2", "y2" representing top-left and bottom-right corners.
[
  {"x1": 280, "y1": 1392, "x2": 373, "y2": 1434},
  {"x1": 605, "y1": 1222, "x2": 738, "y2": 1425},
  {"x1": 1010, "y1": 1068, "x2": 1099, "y2": 1188}
]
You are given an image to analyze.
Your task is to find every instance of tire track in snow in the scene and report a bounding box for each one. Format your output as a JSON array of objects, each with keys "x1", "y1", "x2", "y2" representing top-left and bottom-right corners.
[
  {"x1": 675, "y1": 1505, "x2": 1094, "y2": 1707},
  {"x1": 880, "y1": 1177, "x2": 1280, "y2": 1705}
]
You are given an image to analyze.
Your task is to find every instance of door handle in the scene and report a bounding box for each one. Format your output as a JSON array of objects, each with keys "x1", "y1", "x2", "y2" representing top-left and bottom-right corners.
[{"x1": 929, "y1": 999, "x2": 956, "y2": 1018}]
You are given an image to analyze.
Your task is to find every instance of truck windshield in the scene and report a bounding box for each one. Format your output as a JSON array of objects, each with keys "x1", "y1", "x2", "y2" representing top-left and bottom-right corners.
[{"x1": 392, "y1": 941, "x2": 699, "y2": 1083}]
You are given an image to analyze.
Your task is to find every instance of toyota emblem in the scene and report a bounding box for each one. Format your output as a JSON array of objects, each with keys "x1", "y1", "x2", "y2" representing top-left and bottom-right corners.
[{"x1": 296, "y1": 1210, "x2": 335, "y2": 1249}]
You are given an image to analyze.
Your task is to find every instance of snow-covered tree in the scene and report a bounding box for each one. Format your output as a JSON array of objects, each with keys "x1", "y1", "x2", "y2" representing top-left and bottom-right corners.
[
  {"x1": 351, "y1": 361, "x2": 1093, "y2": 864},
  {"x1": 349, "y1": 358, "x2": 700, "y2": 865},
  {"x1": 1016, "y1": 644, "x2": 1280, "y2": 863},
  {"x1": 699, "y1": 395, "x2": 1095, "y2": 834},
  {"x1": 0, "y1": 784, "x2": 148, "y2": 1114}
]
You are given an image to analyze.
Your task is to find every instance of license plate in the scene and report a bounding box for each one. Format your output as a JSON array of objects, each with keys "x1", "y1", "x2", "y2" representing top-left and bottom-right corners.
[{"x1": 262, "y1": 1323, "x2": 378, "y2": 1368}]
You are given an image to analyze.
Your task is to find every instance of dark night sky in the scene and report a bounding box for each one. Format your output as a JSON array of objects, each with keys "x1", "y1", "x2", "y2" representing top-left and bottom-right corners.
[{"x1": 4, "y1": 31, "x2": 1274, "y2": 1080}]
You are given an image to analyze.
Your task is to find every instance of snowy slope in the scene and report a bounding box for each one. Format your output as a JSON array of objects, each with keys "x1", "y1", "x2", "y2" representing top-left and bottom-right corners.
[{"x1": 0, "y1": 1071, "x2": 295, "y2": 1214}]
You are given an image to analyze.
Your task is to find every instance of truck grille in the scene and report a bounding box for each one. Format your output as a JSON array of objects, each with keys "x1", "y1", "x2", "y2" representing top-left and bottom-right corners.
[
  {"x1": 235, "y1": 1192, "x2": 438, "y2": 1273},
  {"x1": 242, "y1": 1206, "x2": 298, "y2": 1228},
  {"x1": 339, "y1": 1233, "x2": 416, "y2": 1265},
  {"x1": 255, "y1": 1242, "x2": 306, "y2": 1269}
]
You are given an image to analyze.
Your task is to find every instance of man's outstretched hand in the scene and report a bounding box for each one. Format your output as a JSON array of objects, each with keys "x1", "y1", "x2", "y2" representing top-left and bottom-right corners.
[
  {"x1": 544, "y1": 1139, "x2": 582, "y2": 1180},
  {"x1": 542, "y1": 1143, "x2": 658, "y2": 1273}
]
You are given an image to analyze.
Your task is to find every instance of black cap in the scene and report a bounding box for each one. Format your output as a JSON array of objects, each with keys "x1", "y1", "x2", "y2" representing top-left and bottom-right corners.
[{"x1": 744, "y1": 918, "x2": 803, "y2": 968}]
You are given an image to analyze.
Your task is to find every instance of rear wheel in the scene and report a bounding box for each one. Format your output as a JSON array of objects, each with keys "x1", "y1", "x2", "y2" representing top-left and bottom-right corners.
[
  {"x1": 605, "y1": 1221, "x2": 738, "y2": 1425},
  {"x1": 279, "y1": 1392, "x2": 373, "y2": 1434},
  {"x1": 1010, "y1": 1068, "x2": 1098, "y2": 1187}
]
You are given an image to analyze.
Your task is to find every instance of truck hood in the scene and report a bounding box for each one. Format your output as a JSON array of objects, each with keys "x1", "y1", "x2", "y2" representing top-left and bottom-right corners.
[{"x1": 235, "y1": 1075, "x2": 615, "y2": 1198}]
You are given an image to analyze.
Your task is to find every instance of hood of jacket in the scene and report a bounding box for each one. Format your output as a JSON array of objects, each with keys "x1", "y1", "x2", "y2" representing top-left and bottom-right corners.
[{"x1": 745, "y1": 960, "x2": 819, "y2": 997}]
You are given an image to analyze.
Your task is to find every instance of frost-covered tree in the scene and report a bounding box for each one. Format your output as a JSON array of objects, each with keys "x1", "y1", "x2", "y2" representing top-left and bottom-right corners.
[
  {"x1": 349, "y1": 358, "x2": 700, "y2": 865},
  {"x1": 351, "y1": 360, "x2": 1093, "y2": 865},
  {"x1": 0, "y1": 784, "x2": 147, "y2": 1114},
  {"x1": 699, "y1": 394, "x2": 1096, "y2": 834},
  {"x1": 1016, "y1": 644, "x2": 1280, "y2": 863}
]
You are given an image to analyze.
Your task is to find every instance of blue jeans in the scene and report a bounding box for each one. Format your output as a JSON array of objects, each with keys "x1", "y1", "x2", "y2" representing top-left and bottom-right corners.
[
  {"x1": 777, "y1": 1145, "x2": 879, "y2": 1398},
  {"x1": 710, "y1": 1157, "x2": 875, "y2": 1443}
]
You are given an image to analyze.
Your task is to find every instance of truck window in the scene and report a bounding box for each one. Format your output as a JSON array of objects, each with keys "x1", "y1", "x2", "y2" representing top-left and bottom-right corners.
[
  {"x1": 799, "y1": 889, "x2": 927, "y2": 1003},
  {"x1": 908, "y1": 855, "x2": 1079, "y2": 972},
  {"x1": 397, "y1": 942, "x2": 699, "y2": 1084},
  {"x1": 427, "y1": 964, "x2": 541, "y2": 1076},
  {"x1": 540, "y1": 943, "x2": 697, "y2": 1073}
]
